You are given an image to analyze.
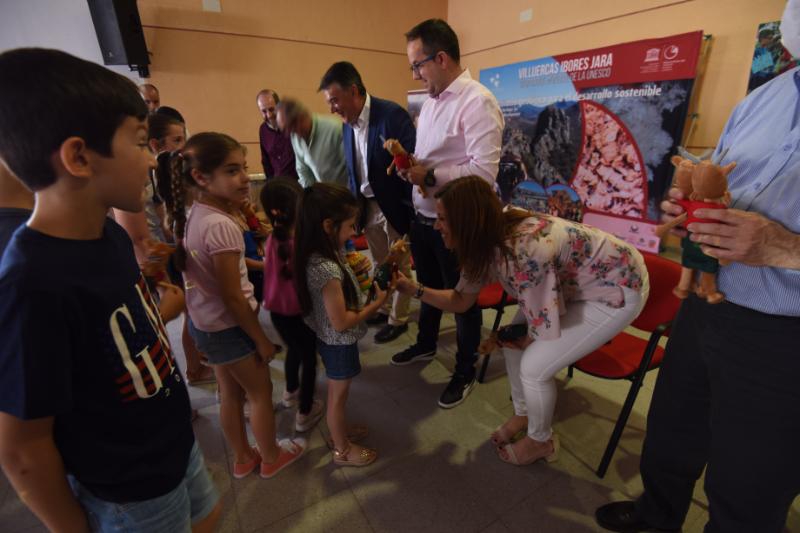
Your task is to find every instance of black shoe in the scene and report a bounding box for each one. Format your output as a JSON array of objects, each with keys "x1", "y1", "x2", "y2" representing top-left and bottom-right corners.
[
  {"x1": 438, "y1": 372, "x2": 475, "y2": 409},
  {"x1": 595, "y1": 502, "x2": 679, "y2": 532},
  {"x1": 391, "y1": 344, "x2": 435, "y2": 366},
  {"x1": 366, "y1": 313, "x2": 389, "y2": 326},
  {"x1": 374, "y1": 324, "x2": 408, "y2": 344}
]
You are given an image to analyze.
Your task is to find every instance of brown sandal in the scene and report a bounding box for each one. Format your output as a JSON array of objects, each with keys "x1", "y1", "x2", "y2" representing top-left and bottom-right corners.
[{"x1": 332, "y1": 444, "x2": 377, "y2": 467}]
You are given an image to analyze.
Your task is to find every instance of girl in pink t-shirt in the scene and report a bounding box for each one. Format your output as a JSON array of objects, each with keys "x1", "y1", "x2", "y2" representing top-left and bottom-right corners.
[
  {"x1": 260, "y1": 178, "x2": 323, "y2": 433},
  {"x1": 170, "y1": 132, "x2": 305, "y2": 479}
]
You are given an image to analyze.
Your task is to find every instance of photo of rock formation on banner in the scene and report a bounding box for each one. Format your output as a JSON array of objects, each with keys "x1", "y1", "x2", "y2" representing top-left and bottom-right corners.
[
  {"x1": 573, "y1": 101, "x2": 646, "y2": 218},
  {"x1": 492, "y1": 79, "x2": 692, "y2": 222}
]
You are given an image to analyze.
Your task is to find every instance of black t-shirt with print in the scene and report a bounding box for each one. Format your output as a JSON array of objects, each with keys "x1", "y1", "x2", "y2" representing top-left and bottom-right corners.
[
  {"x1": 0, "y1": 207, "x2": 31, "y2": 257},
  {"x1": 0, "y1": 219, "x2": 194, "y2": 503}
]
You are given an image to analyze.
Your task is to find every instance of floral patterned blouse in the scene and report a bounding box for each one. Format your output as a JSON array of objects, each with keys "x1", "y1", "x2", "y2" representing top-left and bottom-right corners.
[{"x1": 456, "y1": 216, "x2": 648, "y2": 340}]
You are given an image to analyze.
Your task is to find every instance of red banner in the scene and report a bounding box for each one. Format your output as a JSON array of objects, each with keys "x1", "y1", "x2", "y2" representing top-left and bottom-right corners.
[
  {"x1": 545, "y1": 31, "x2": 703, "y2": 90},
  {"x1": 480, "y1": 31, "x2": 703, "y2": 253}
]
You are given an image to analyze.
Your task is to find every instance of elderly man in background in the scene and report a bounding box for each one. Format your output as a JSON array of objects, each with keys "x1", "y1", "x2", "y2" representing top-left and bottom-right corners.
[
  {"x1": 276, "y1": 98, "x2": 348, "y2": 188},
  {"x1": 596, "y1": 1, "x2": 800, "y2": 531},
  {"x1": 256, "y1": 89, "x2": 297, "y2": 180}
]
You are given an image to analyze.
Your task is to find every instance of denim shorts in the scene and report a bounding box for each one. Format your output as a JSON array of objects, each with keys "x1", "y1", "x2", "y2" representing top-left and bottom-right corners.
[
  {"x1": 187, "y1": 319, "x2": 256, "y2": 365},
  {"x1": 70, "y1": 441, "x2": 219, "y2": 533},
  {"x1": 317, "y1": 340, "x2": 361, "y2": 380}
]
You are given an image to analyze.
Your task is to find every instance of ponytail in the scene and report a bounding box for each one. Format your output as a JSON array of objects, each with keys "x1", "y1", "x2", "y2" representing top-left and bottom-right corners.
[
  {"x1": 260, "y1": 177, "x2": 301, "y2": 280},
  {"x1": 155, "y1": 151, "x2": 174, "y2": 224},
  {"x1": 170, "y1": 150, "x2": 191, "y2": 271}
]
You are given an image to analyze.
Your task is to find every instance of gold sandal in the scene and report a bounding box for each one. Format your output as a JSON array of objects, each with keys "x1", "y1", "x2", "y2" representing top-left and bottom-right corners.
[{"x1": 332, "y1": 444, "x2": 377, "y2": 467}]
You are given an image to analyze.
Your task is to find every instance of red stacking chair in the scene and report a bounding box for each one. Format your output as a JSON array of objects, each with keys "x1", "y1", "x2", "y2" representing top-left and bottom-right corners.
[
  {"x1": 568, "y1": 252, "x2": 682, "y2": 478},
  {"x1": 477, "y1": 283, "x2": 517, "y2": 383}
]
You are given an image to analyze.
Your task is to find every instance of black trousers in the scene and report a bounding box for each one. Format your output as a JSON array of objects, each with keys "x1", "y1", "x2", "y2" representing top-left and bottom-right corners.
[
  {"x1": 270, "y1": 312, "x2": 317, "y2": 415},
  {"x1": 636, "y1": 295, "x2": 800, "y2": 532},
  {"x1": 409, "y1": 220, "x2": 481, "y2": 377}
]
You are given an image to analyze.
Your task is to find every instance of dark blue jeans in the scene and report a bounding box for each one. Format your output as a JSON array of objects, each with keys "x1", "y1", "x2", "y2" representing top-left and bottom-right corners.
[
  {"x1": 636, "y1": 295, "x2": 800, "y2": 532},
  {"x1": 409, "y1": 220, "x2": 481, "y2": 378}
]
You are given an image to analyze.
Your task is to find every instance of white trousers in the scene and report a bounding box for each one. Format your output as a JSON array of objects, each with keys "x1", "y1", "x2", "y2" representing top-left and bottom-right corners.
[
  {"x1": 502, "y1": 286, "x2": 647, "y2": 442},
  {"x1": 364, "y1": 199, "x2": 412, "y2": 325}
]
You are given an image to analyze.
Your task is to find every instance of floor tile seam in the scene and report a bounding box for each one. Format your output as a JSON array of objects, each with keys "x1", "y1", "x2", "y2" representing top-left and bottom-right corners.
[
  {"x1": 213, "y1": 433, "x2": 247, "y2": 533},
  {"x1": 248, "y1": 482, "x2": 374, "y2": 533}
]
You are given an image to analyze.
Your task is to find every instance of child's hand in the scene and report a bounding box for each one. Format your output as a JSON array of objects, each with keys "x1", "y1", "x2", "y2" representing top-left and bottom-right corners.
[
  {"x1": 352, "y1": 254, "x2": 371, "y2": 275},
  {"x1": 255, "y1": 339, "x2": 276, "y2": 364},
  {"x1": 156, "y1": 282, "x2": 185, "y2": 322}
]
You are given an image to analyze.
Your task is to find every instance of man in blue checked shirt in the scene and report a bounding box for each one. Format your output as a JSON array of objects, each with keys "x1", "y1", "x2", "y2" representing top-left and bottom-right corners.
[{"x1": 596, "y1": 3, "x2": 800, "y2": 531}]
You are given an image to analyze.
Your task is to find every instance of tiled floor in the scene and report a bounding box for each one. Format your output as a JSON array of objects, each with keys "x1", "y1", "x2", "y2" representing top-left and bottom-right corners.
[{"x1": 3, "y1": 303, "x2": 799, "y2": 532}]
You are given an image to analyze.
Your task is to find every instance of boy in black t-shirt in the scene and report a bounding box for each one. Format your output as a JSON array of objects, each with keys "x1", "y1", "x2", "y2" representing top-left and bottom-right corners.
[{"x1": 0, "y1": 49, "x2": 220, "y2": 532}]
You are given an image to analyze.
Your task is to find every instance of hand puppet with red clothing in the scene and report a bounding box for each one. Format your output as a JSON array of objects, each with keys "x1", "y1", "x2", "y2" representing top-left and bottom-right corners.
[{"x1": 656, "y1": 147, "x2": 736, "y2": 304}]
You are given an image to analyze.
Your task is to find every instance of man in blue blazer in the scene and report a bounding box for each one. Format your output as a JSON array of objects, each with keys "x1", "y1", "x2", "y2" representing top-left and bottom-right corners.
[{"x1": 319, "y1": 62, "x2": 415, "y2": 343}]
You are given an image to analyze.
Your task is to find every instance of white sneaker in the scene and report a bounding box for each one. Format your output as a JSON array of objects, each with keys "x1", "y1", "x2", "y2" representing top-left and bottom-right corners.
[
  {"x1": 282, "y1": 389, "x2": 300, "y2": 408},
  {"x1": 295, "y1": 399, "x2": 325, "y2": 432}
]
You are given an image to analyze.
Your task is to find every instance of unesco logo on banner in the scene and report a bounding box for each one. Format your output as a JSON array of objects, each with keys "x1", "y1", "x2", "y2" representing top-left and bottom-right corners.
[
  {"x1": 644, "y1": 48, "x2": 660, "y2": 62},
  {"x1": 663, "y1": 45, "x2": 680, "y2": 60}
]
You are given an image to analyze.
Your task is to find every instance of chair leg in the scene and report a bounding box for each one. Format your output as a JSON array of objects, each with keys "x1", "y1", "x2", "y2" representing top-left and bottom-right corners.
[
  {"x1": 567, "y1": 365, "x2": 574, "y2": 379},
  {"x1": 478, "y1": 352, "x2": 491, "y2": 383},
  {"x1": 478, "y1": 296, "x2": 509, "y2": 384},
  {"x1": 596, "y1": 373, "x2": 647, "y2": 478}
]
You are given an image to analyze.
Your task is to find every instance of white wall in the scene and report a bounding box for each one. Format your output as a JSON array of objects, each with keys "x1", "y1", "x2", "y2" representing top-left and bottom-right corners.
[{"x1": 0, "y1": 0, "x2": 144, "y2": 81}]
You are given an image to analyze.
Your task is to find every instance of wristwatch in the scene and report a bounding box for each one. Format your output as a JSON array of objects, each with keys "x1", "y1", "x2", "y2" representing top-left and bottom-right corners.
[{"x1": 423, "y1": 169, "x2": 436, "y2": 187}]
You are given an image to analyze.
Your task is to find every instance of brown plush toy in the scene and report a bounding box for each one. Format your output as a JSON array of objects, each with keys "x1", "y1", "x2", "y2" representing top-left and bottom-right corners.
[
  {"x1": 383, "y1": 138, "x2": 427, "y2": 198},
  {"x1": 384, "y1": 234, "x2": 410, "y2": 265},
  {"x1": 655, "y1": 149, "x2": 736, "y2": 304},
  {"x1": 141, "y1": 239, "x2": 174, "y2": 282}
]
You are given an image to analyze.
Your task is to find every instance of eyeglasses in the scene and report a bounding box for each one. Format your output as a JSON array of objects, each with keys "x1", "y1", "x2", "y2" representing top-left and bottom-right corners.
[{"x1": 410, "y1": 53, "x2": 438, "y2": 74}]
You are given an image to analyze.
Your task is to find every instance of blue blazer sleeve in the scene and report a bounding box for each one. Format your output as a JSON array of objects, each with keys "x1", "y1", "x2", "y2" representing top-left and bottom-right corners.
[{"x1": 367, "y1": 98, "x2": 416, "y2": 235}]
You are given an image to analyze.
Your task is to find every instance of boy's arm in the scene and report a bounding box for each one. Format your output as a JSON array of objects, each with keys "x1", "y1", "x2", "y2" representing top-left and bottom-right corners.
[
  {"x1": 156, "y1": 282, "x2": 185, "y2": 323},
  {"x1": 0, "y1": 413, "x2": 89, "y2": 533}
]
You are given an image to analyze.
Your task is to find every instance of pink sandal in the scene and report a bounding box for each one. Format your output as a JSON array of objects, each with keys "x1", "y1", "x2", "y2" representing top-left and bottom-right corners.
[
  {"x1": 497, "y1": 435, "x2": 559, "y2": 466},
  {"x1": 260, "y1": 438, "x2": 307, "y2": 479}
]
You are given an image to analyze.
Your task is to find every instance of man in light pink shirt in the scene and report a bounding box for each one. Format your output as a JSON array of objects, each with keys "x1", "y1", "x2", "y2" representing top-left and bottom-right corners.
[{"x1": 392, "y1": 18, "x2": 504, "y2": 409}]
